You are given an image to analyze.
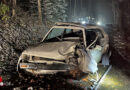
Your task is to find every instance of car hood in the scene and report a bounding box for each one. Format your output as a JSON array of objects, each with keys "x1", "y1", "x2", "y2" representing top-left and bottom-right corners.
[{"x1": 22, "y1": 41, "x2": 77, "y2": 60}]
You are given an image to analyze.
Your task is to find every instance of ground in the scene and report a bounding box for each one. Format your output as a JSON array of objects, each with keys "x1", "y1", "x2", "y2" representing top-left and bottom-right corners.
[
  {"x1": 94, "y1": 46, "x2": 130, "y2": 90},
  {"x1": 98, "y1": 65, "x2": 130, "y2": 90}
]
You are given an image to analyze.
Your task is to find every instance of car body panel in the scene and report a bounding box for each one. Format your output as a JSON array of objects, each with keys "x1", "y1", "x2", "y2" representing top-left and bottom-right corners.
[{"x1": 22, "y1": 41, "x2": 77, "y2": 60}]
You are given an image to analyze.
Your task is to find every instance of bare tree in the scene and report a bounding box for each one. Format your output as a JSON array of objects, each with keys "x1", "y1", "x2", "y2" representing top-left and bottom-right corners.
[
  {"x1": 37, "y1": 0, "x2": 42, "y2": 25},
  {"x1": 12, "y1": 0, "x2": 16, "y2": 17}
]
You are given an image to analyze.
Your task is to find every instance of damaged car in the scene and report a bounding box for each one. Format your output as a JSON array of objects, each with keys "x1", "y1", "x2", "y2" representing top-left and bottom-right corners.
[{"x1": 17, "y1": 22, "x2": 109, "y2": 75}]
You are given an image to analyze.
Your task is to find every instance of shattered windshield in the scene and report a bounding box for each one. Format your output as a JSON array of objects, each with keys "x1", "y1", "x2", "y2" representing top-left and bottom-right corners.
[
  {"x1": 46, "y1": 28, "x2": 65, "y2": 40},
  {"x1": 44, "y1": 28, "x2": 83, "y2": 42}
]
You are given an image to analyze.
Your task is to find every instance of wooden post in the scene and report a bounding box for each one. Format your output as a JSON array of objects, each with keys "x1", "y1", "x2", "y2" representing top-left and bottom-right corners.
[{"x1": 37, "y1": 0, "x2": 42, "y2": 25}]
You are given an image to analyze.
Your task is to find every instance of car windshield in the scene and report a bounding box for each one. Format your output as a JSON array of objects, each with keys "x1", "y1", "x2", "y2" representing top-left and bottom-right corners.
[{"x1": 44, "y1": 28, "x2": 83, "y2": 42}]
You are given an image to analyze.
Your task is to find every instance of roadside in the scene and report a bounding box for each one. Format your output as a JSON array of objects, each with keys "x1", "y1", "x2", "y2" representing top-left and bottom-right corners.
[
  {"x1": 98, "y1": 65, "x2": 130, "y2": 90},
  {"x1": 98, "y1": 46, "x2": 130, "y2": 90}
]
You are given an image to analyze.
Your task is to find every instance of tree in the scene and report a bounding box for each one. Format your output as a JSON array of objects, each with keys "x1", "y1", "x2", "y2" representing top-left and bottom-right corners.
[
  {"x1": 112, "y1": 0, "x2": 120, "y2": 25},
  {"x1": 29, "y1": 0, "x2": 37, "y2": 14},
  {"x1": 37, "y1": 0, "x2": 42, "y2": 24},
  {"x1": 2, "y1": 0, "x2": 6, "y2": 4},
  {"x1": 12, "y1": 0, "x2": 16, "y2": 17},
  {"x1": 43, "y1": 0, "x2": 68, "y2": 23},
  {"x1": 0, "y1": 3, "x2": 10, "y2": 21},
  {"x1": 29, "y1": 0, "x2": 68, "y2": 26}
]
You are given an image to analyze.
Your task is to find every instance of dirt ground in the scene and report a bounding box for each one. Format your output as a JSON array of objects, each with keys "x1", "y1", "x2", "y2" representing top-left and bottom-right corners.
[
  {"x1": 98, "y1": 65, "x2": 130, "y2": 90},
  {"x1": 98, "y1": 47, "x2": 130, "y2": 90}
]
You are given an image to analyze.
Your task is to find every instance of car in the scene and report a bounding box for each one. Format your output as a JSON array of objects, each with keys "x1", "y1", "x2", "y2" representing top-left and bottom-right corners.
[{"x1": 17, "y1": 22, "x2": 109, "y2": 75}]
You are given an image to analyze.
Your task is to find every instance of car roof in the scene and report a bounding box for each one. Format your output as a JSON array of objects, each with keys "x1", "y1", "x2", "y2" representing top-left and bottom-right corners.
[
  {"x1": 55, "y1": 22, "x2": 102, "y2": 30},
  {"x1": 55, "y1": 22, "x2": 106, "y2": 33},
  {"x1": 56, "y1": 22, "x2": 84, "y2": 27}
]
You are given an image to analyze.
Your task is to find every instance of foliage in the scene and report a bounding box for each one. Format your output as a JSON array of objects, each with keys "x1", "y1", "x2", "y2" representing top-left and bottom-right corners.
[
  {"x1": 0, "y1": 3, "x2": 10, "y2": 22},
  {"x1": 29, "y1": 0, "x2": 68, "y2": 26},
  {"x1": 43, "y1": 0, "x2": 68, "y2": 23}
]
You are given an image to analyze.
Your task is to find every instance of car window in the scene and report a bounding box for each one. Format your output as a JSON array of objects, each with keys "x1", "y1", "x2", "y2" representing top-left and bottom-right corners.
[
  {"x1": 85, "y1": 30, "x2": 97, "y2": 46},
  {"x1": 46, "y1": 28, "x2": 64, "y2": 40},
  {"x1": 44, "y1": 27, "x2": 84, "y2": 43},
  {"x1": 65, "y1": 29, "x2": 72, "y2": 34}
]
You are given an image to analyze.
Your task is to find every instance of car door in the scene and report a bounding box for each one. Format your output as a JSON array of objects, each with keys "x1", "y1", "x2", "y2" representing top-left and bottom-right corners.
[{"x1": 85, "y1": 29, "x2": 102, "y2": 63}]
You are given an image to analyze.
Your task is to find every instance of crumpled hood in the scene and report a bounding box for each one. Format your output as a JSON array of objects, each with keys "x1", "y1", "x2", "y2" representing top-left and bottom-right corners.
[{"x1": 22, "y1": 41, "x2": 77, "y2": 60}]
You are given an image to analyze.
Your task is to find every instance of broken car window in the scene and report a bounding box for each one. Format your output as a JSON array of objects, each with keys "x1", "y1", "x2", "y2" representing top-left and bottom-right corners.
[{"x1": 44, "y1": 28, "x2": 84, "y2": 43}]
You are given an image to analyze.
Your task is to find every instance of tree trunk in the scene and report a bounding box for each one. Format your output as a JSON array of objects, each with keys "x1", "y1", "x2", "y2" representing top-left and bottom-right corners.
[
  {"x1": 112, "y1": 0, "x2": 116, "y2": 24},
  {"x1": 12, "y1": 0, "x2": 16, "y2": 17},
  {"x1": 74, "y1": 0, "x2": 77, "y2": 17},
  {"x1": 37, "y1": 0, "x2": 42, "y2": 25},
  {"x1": 3, "y1": 0, "x2": 6, "y2": 4}
]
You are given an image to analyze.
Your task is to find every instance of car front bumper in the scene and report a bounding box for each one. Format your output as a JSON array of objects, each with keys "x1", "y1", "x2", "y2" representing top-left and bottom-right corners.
[{"x1": 19, "y1": 63, "x2": 75, "y2": 74}]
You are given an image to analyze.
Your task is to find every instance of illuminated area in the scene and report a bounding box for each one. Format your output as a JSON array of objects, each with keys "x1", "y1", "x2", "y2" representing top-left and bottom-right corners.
[
  {"x1": 101, "y1": 76, "x2": 122, "y2": 87},
  {"x1": 81, "y1": 21, "x2": 86, "y2": 24},
  {"x1": 97, "y1": 21, "x2": 101, "y2": 25},
  {"x1": 97, "y1": 66, "x2": 130, "y2": 90}
]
